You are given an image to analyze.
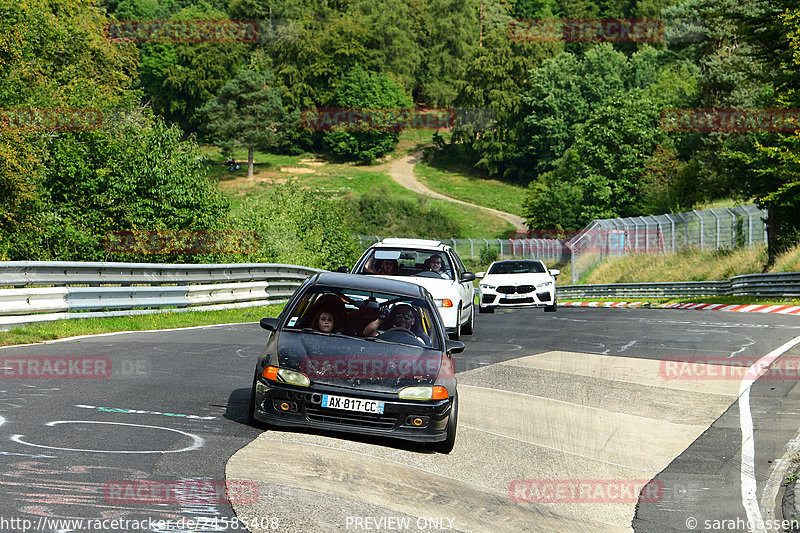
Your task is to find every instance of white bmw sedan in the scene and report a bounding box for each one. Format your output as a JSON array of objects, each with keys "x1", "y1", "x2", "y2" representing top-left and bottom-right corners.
[{"x1": 477, "y1": 259, "x2": 559, "y2": 313}]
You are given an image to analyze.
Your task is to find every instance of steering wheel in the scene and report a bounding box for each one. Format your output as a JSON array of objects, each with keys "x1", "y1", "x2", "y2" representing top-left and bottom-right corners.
[
  {"x1": 416, "y1": 270, "x2": 444, "y2": 278},
  {"x1": 376, "y1": 327, "x2": 426, "y2": 346}
]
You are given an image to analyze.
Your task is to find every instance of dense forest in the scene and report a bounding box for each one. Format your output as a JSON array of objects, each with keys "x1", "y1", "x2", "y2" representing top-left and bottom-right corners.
[{"x1": 0, "y1": 0, "x2": 798, "y2": 267}]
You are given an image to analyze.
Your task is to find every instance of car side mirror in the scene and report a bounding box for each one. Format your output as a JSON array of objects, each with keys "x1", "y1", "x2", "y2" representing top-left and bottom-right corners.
[
  {"x1": 549, "y1": 269, "x2": 560, "y2": 277},
  {"x1": 259, "y1": 317, "x2": 279, "y2": 331},
  {"x1": 460, "y1": 272, "x2": 476, "y2": 282},
  {"x1": 445, "y1": 340, "x2": 465, "y2": 355},
  {"x1": 337, "y1": 266, "x2": 350, "y2": 273},
  {"x1": 476, "y1": 271, "x2": 485, "y2": 278}
]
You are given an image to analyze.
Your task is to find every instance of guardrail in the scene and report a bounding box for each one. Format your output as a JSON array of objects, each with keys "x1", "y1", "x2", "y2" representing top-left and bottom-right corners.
[
  {"x1": 558, "y1": 272, "x2": 800, "y2": 300},
  {"x1": 0, "y1": 261, "x2": 323, "y2": 328}
]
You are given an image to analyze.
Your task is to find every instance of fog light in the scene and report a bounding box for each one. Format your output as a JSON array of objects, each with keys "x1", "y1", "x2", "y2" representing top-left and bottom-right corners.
[
  {"x1": 273, "y1": 400, "x2": 297, "y2": 412},
  {"x1": 404, "y1": 415, "x2": 429, "y2": 427}
]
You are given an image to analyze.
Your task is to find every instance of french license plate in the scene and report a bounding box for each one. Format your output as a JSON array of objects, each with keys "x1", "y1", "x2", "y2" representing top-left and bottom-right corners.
[{"x1": 321, "y1": 394, "x2": 384, "y2": 414}]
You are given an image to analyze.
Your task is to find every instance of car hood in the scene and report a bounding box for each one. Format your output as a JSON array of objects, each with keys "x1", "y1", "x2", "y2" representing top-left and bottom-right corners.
[
  {"x1": 277, "y1": 331, "x2": 443, "y2": 392},
  {"x1": 481, "y1": 273, "x2": 553, "y2": 286}
]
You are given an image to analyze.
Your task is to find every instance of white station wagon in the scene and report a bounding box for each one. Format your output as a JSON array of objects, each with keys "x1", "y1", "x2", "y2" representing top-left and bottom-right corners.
[
  {"x1": 346, "y1": 239, "x2": 476, "y2": 340},
  {"x1": 477, "y1": 259, "x2": 559, "y2": 313}
]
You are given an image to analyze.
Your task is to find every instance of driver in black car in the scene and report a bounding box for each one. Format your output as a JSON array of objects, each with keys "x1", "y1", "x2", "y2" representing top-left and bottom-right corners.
[{"x1": 363, "y1": 303, "x2": 430, "y2": 345}]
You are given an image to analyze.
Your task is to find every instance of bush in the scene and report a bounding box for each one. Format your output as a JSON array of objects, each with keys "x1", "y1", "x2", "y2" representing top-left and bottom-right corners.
[
  {"x1": 349, "y1": 187, "x2": 463, "y2": 238},
  {"x1": 232, "y1": 183, "x2": 361, "y2": 270},
  {"x1": 323, "y1": 66, "x2": 413, "y2": 163},
  {"x1": 479, "y1": 243, "x2": 499, "y2": 264}
]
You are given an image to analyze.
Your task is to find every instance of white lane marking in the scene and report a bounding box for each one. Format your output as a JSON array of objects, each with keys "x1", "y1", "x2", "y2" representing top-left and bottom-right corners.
[
  {"x1": 618, "y1": 341, "x2": 637, "y2": 353},
  {"x1": 0, "y1": 451, "x2": 57, "y2": 457},
  {"x1": 729, "y1": 337, "x2": 755, "y2": 358},
  {"x1": 0, "y1": 322, "x2": 257, "y2": 350},
  {"x1": 11, "y1": 420, "x2": 204, "y2": 454},
  {"x1": 739, "y1": 335, "x2": 800, "y2": 533}
]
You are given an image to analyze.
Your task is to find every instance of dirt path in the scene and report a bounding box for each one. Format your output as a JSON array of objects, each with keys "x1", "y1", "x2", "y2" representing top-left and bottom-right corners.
[{"x1": 389, "y1": 150, "x2": 528, "y2": 232}]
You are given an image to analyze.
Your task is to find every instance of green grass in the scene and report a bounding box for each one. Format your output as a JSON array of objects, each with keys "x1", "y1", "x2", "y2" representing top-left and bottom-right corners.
[
  {"x1": 207, "y1": 131, "x2": 514, "y2": 239},
  {"x1": 0, "y1": 304, "x2": 284, "y2": 347},
  {"x1": 414, "y1": 160, "x2": 527, "y2": 216}
]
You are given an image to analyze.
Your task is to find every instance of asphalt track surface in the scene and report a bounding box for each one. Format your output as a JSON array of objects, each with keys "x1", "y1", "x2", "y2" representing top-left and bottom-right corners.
[{"x1": 1, "y1": 307, "x2": 799, "y2": 532}]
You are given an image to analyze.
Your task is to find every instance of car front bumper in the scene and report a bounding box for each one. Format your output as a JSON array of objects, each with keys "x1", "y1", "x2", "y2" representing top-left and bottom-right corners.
[
  {"x1": 252, "y1": 380, "x2": 454, "y2": 443},
  {"x1": 479, "y1": 288, "x2": 555, "y2": 309}
]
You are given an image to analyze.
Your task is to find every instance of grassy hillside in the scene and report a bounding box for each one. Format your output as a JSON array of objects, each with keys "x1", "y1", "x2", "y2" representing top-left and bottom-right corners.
[
  {"x1": 204, "y1": 132, "x2": 515, "y2": 239},
  {"x1": 557, "y1": 244, "x2": 800, "y2": 286}
]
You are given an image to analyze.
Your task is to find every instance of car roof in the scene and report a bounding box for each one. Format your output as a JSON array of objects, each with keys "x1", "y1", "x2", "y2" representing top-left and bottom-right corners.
[
  {"x1": 372, "y1": 238, "x2": 446, "y2": 251},
  {"x1": 310, "y1": 271, "x2": 430, "y2": 298},
  {"x1": 492, "y1": 259, "x2": 543, "y2": 265}
]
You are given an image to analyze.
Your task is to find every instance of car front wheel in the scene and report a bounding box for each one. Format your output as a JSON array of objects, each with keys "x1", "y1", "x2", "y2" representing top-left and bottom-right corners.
[
  {"x1": 449, "y1": 304, "x2": 462, "y2": 340},
  {"x1": 431, "y1": 394, "x2": 457, "y2": 454},
  {"x1": 462, "y1": 305, "x2": 474, "y2": 335}
]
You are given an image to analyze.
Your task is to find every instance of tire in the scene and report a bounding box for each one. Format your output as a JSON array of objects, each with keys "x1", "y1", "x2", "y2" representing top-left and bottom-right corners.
[
  {"x1": 247, "y1": 372, "x2": 258, "y2": 425},
  {"x1": 449, "y1": 304, "x2": 461, "y2": 340},
  {"x1": 462, "y1": 305, "x2": 474, "y2": 335},
  {"x1": 431, "y1": 394, "x2": 457, "y2": 454},
  {"x1": 545, "y1": 300, "x2": 558, "y2": 313}
]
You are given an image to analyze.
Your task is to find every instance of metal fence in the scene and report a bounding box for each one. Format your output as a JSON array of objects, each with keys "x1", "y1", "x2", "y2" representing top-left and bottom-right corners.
[
  {"x1": 358, "y1": 204, "x2": 767, "y2": 278},
  {"x1": 567, "y1": 205, "x2": 767, "y2": 283},
  {"x1": 0, "y1": 261, "x2": 322, "y2": 328},
  {"x1": 357, "y1": 236, "x2": 569, "y2": 263}
]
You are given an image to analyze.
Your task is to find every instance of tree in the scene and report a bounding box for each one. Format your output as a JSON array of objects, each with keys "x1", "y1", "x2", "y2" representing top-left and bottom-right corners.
[
  {"x1": 323, "y1": 66, "x2": 413, "y2": 163},
  {"x1": 722, "y1": 2, "x2": 800, "y2": 263},
  {"x1": 420, "y1": 0, "x2": 481, "y2": 105},
  {"x1": 200, "y1": 68, "x2": 289, "y2": 178},
  {"x1": 351, "y1": 0, "x2": 427, "y2": 93},
  {"x1": 141, "y1": 4, "x2": 251, "y2": 130}
]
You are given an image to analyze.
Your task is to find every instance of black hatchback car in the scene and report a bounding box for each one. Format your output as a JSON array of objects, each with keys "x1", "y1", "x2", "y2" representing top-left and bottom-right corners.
[{"x1": 248, "y1": 272, "x2": 464, "y2": 453}]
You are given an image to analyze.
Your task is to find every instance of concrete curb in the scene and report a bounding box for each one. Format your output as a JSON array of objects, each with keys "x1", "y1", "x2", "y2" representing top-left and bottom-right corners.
[{"x1": 562, "y1": 301, "x2": 800, "y2": 315}]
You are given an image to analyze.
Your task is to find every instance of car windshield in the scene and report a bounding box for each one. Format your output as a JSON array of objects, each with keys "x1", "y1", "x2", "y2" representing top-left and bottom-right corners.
[
  {"x1": 355, "y1": 248, "x2": 454, "y2": 280},
  {"x1": 282, "y1": 285, "x2": 441, "y2": 350},
  {"x1": 488, "y1": 261, "x2": 547, "y2": 275}
]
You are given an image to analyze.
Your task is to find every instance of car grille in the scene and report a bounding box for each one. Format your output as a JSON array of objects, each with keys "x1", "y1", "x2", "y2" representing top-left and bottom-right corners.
[
  {"x1": 306, "y1": 406, "x2": 398, "y2": 430},
  {"x1": 497, "y1": 285, "x2": 535, "y2": 294}
]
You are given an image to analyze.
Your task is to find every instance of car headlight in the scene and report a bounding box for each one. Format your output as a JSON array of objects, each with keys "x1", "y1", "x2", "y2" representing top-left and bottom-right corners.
[
  {"x1": 536, "y1": 281, "x2": 553, "y2": 288},
  {"x1": 398, "y1": 386, "x2": 449, "y2": 400},
  {"x1": 262, "y1": 366, "x2": 311, "y2": 387},
  {"x1": 479, "y1": 284, "x2": 495, "y2": 290},
  {"x1": 434, "y1": 299, "x2": 453, "y2": 307}
]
